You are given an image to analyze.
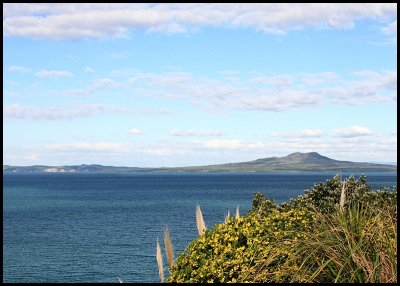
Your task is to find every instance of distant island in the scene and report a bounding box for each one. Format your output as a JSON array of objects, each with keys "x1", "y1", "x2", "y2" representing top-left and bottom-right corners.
[{"x1": 3, "y1": 152, "x2": 397, "y2": 173}]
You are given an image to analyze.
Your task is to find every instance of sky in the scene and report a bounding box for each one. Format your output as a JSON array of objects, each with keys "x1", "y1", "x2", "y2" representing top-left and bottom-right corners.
[{"x1": 3, "y1": 3, "x2": 397, "y2": 167}]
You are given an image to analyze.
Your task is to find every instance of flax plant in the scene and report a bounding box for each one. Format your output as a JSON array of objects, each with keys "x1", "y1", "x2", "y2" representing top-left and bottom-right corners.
[
  {"x1": 196, "y1": 204, "x2": 206, "y2": 236},
  {"x1": 164, "y1": 225, "x2": 175, "y2": 269},
  {"x1": 290, "y1": 203, "x2": 397, "y2": 283},
  {"x1": 156, "y1": 238, "x2": 164, "y2": 283}
]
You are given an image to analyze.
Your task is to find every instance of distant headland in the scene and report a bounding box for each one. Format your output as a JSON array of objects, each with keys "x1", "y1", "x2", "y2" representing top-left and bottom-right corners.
[{"x1": 3, "y1": 152, "x2": 397, "y2": 173}]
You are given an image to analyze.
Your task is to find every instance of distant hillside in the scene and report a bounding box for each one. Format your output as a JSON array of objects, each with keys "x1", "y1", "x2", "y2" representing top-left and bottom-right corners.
[
  {"x1": 2, "y1": 164, "x2": 150, "y2": 173},
  {"x1": 3, "y1": 152, "x2": 397, "y2": 173},
  {"x1": 171, "y1": 152, "x2": 397, "y2": 172}
]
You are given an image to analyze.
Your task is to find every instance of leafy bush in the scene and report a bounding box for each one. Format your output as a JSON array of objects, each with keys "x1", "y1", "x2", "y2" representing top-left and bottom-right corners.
[
  {"x1": 249, "y1": 192, "x2": 277, "y2": 216},
  {"x1": 275, "y1": 174, "x2": 396, "y2": 215},
  {"x1": 281, "y1": 174, "x2": 366, "y2": 214},
  {"x1": 167, "y1": 208, "x2": 315, "y2": 283}
]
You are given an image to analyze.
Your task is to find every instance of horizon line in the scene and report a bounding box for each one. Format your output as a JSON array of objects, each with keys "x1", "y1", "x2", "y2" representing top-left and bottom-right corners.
[{"x1": 3, "y1": 152, "x2": 398, "y2": 169}]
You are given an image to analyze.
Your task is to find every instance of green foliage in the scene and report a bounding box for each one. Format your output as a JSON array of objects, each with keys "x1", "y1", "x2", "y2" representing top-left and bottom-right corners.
[
  {"x1": 280, "y1": 174, "x2": 396, "y2": 215},
  {"x1": 167, "y1": 208, "x2": 315, "y2": 283},
  {"x1": 249, "y1": 192, "x2": 277, "y2": 216},
  {"x1": 166, "y1": 175, "x2": 397, "y2": 283}
]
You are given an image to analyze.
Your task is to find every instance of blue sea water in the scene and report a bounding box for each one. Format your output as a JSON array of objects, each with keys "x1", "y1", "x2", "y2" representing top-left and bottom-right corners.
[{"x1": 3, "y1": 172, "x2": 397, "y2": 283}]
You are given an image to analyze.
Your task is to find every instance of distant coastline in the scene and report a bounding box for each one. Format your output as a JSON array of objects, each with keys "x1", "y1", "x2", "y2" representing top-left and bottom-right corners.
[{"x1": 3, "y1": 152, "x2": 397, "y2": 173}]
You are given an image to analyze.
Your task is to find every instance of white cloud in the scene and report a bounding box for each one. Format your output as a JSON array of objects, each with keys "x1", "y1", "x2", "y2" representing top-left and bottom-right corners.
[
  {"x1": 298, "y1": 129, "x2": 322, "y2": 137},
  {"x1": 141, "y1": 108, "x2": 174, "y2": 115},
  {"x1": 109, "y1": 51, "x2": 130, "y2": 59},
  {"x1": 142, "y1": 147, "x2": 179, "y2": 156},
  {"x1": 300, "y1": 72, "x2": 339, "y2": 86},
  {"x1": 123, "y1": 69, "x2": 395, "y2": 112},
  {"x1": 46, "y1": 142, "x2": 125, "y2": 152},
  {"x1": 251, "y1": 74, "x2": 292, "y2": 88},
  {"x1": 326, "y1": 70, "x2": 397, "y2": 105},
  {"x1": 3, "y1": 104, "x2": 132, "y2": 120},
  {"x1": 128, "y1": 128, "x2": 144, "y2": 135},
  {"x1": 169, "y1": 129, "x2": 196, "y2": 136},
  {"x1": 3, "y1": 3, "x2": 396, "y2": 39},
  {"x1": 270, "y1": 129, "x2": 322, "y2": 138},
  {"x1": 169, "y1": 129, "x2": 224, "y2": 137},
  {"x1": 196, "y1": 139, "x2": 267, "y2": 149},
  {"x1": 218, "y1": 70, "x2": 241, "y2": 76},
  {"x1": 199, "y1": 130, "x2": 225, "y2": 137},
  {"x1": 333, "y1": 125, "x2": 373, "y2": 138},
  {"x1": 3, "y1": 104, "x2": 171, "y2": 120},
  {"x1": 90, "y1": 78, "x2": 122, "y2": 89},
  {"x1": 84, "y1": 67, "x2": 95, "y2": 73},
  {"x1": 9, "y1": 65, "x2": 31, "y2": 73},
  {"x1": 35, "y1": 69, "x2": 73, "y2": 78},
  {"x1": 200, "y1": 139, "x2": 244, "y2": 149},
  {"x1": 127, "y1": 71, "x2": 322, "y2": 111},
  {"x1": 381, "y1": 20, "x2": 397, "y2": 36},
  {"x1": 67, "y1": 78, "x2": 125, "y2": 96},
  {"x1": 381, "y1": 20, "x2": 397, "y2": 46}
]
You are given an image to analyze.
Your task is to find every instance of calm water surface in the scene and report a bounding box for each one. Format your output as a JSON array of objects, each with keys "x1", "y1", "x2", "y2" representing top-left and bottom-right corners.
[{"x1": 3, "y1": 172, "x2": 397, "y2": 282}]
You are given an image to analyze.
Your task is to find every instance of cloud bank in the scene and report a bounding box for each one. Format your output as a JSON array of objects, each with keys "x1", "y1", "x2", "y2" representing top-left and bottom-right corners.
[
  {"x1": 6, "y1": 127, "x2": 395, "y2": 167},
  {"x1": 126, "y1": 69, "x2": 396, "y2": 111},
  {"x1": 3, "y1": 3, "x2": 396, "y2": 39},
  {"x1": 3, "y1": 104, "x2": 132, "y2": 120}
]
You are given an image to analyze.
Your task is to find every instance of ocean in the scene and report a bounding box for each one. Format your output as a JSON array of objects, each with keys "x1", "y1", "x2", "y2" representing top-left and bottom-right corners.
[{"x1": 3, "y1": 172, "x2": 397, "y2": 282}]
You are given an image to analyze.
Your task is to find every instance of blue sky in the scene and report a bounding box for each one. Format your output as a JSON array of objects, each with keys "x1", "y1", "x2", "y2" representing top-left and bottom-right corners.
[{"x1": 3, "y1": 3, "x2": 397, "y2": 167}]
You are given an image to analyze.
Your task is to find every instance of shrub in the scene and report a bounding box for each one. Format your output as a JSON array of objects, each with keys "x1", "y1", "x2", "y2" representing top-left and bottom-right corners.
[
  {"x1": 166, "y1": 175, "x2": 397, "y2": 283},
  {"x1": 283, "y1": 174, "x2": 368, "y2": 214},
  {"x1": 167, "y1": 208, "x2": 315, "y2": 283},
  {"x1": 248, "y1": 192, "x2": 277, "y2": 216}
]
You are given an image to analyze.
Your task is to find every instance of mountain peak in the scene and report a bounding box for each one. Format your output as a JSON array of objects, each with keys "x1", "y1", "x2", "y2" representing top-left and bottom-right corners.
[
  {"x1": 281, "y1": 152, "x2": 332, "y2": 163},
  {"x1": 286, "y1": 152, "x2": 324, "y2": 158}
]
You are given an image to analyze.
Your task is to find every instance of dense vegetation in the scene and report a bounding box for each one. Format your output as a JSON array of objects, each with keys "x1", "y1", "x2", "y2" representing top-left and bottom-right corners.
[{"x1": 164, "y1": 175, "x2": 397, "y2": 283}]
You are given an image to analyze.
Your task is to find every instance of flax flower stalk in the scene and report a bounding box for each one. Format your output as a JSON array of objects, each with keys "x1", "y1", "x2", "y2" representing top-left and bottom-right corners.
[
  {"x1": 156, "y1": 238, "x2": 164, "y2": 283},
  {"x1": 164, "y1": 225, "x2": 174, "y2": 269},
  {"x1": 224, "y1": 209, "x2": 230, "y2": 223},
  {"x1": 339, "y1": 179, "x2": 346, "y2": 212},
  {"x1": 196, "y1": 204, "x2": 206, "y2": 236}
]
